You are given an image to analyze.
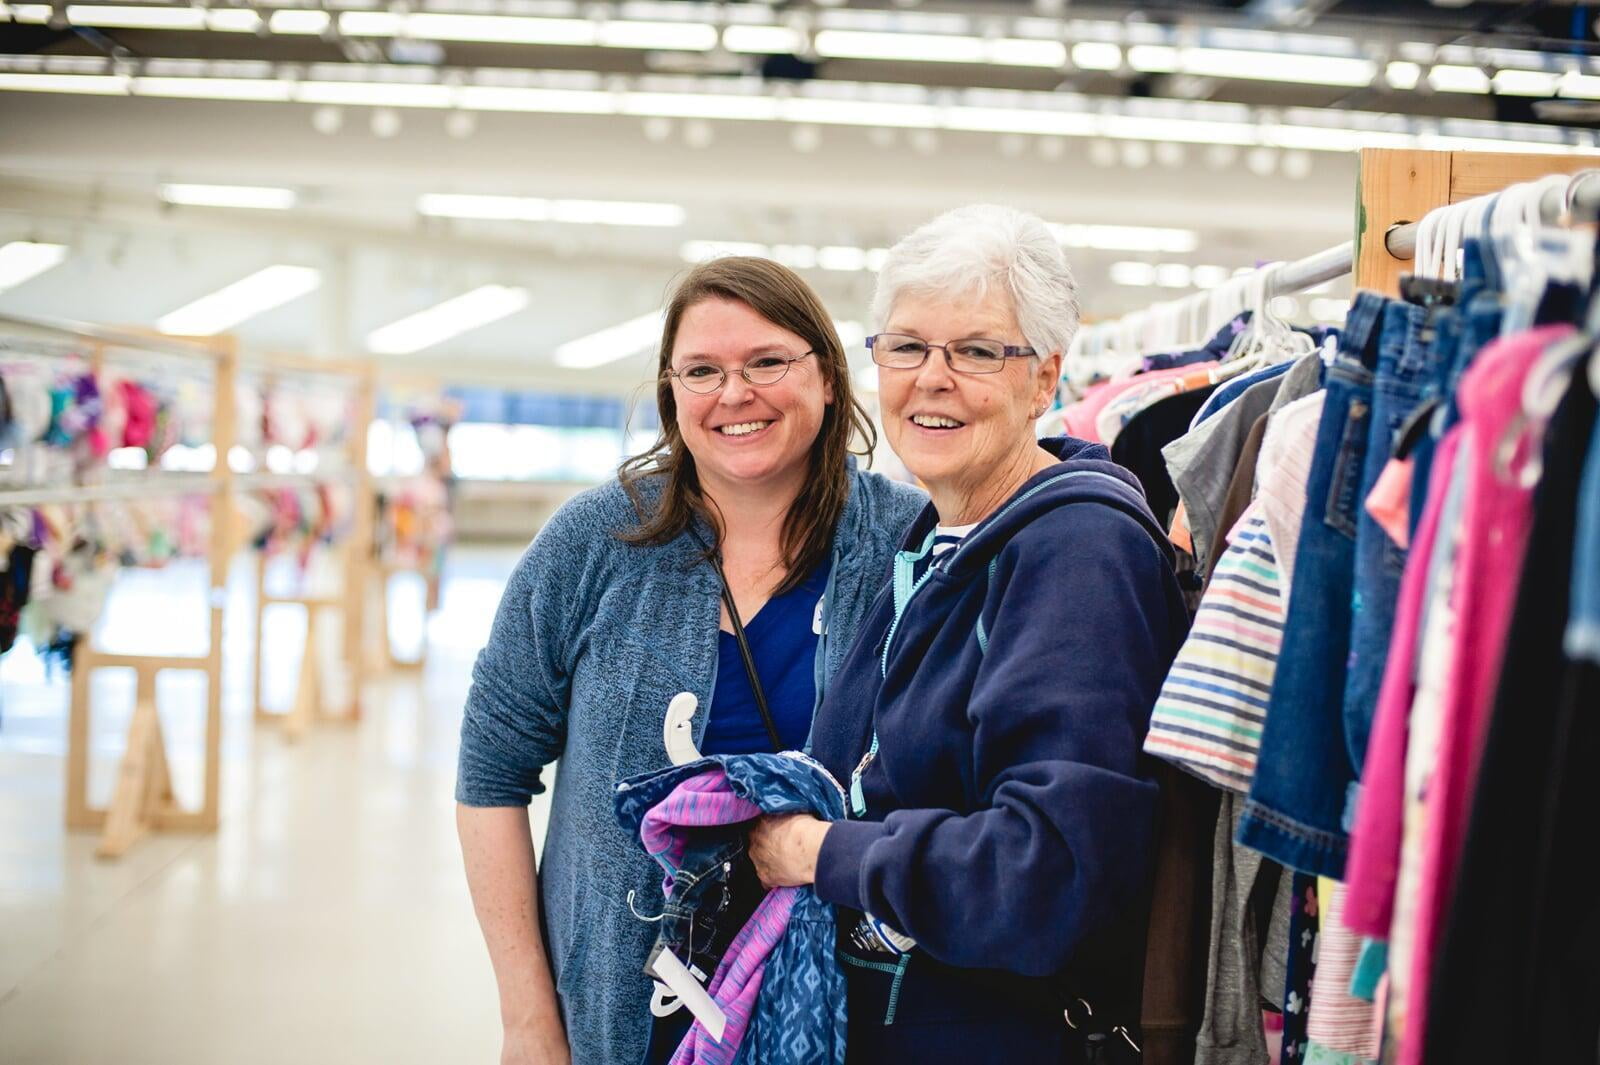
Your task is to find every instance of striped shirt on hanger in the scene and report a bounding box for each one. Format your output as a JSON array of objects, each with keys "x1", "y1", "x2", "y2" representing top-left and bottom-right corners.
[{"x1": 1143, "y1": 507, "x2": 1285, "y2": 792}]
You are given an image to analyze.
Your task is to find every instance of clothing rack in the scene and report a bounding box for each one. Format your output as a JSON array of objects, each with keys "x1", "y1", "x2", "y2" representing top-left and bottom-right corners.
[
  {"x1": 364, "y1": 369, "x2": 456, "y2": 676},
  {"x1": 0, "y1": 312, "x2": 239, "y2": 860},
  {"x1": 1077, "y1": 150, "x2": 1600, "y2": 366},
  {"x1": 244, "y1": 353, "x2": 377, "y2": 742}
]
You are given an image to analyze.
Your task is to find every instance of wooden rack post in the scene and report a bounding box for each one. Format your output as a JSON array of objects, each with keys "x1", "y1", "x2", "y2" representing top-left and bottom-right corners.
[
  {"x1": 1355, "y1": 148, "x2": 1596, "y2": 294},
  {"x1": 60, "y1": 332, "x2": 236, "y2": 858},
  {"x1": 250, "y1": 355, "x2": 375, "y2": 739}
]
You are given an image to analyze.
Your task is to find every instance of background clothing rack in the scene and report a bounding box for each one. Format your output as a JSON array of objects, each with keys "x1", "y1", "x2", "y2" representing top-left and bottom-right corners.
[{"x1": 0, "y1": 314, "x2": 241, "y2": 860}]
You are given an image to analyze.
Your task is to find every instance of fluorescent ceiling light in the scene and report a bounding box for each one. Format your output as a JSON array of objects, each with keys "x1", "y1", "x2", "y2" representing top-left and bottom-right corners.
[
  {"x1": 1492, "y1": 69, "x2": 1560, "y2": 96},
  {"x1": 598, "y1": 20, "x2": 717, "y2": 50},
  {"x1": 552, "y1": 310, "x2": 663, "y2": 369},
  {"x1": 1386, "y1": 62, "x2": 1422, "y2": 90},
  {"x1": 367, "y1": 285, "x2": 529, "y2": 356},
  {"x1": 204, "y1": 9, "x2": 260, "y2": 32},
  {"x1": 401, "y1": 13, "x2": 592, "y2": 45},
  {"x1": 1191, "y1": 265, "x2": 1231, "y2": 289},
  {"x1": 1051, "y1": 223, "x2": 1200, "y2": 254},
  {"x1": 1174, "y1": 48, "x2": 1376, "y2": 87},
  {"x1": 1562, "y1": 73, "x2": 1600, "y2": 100},
  {"x1": 1071, "y1": 42, "x2": 1122, "y2": 71},
  {"x1": 157, "y1": 265, "x2": 320, "y2": 336},
  {"x1": 160, "y1": 183, "x2": 296, "y2": 210},
  {"x1": 1154, "y1": 263, "x2": 1192, "y2": 288},
  {"x1": 1429, "y1": 64, "x2": 1491, "y2": 94},
  {"x1": 818, "y1": 246, "x2": 868, "y2": 271},
  {"x1": 1109, "y1": 262, "x2": 1157, "y2": 287},
  {"x1": 683, "y1": 240, "x2": 768, "y2": 262},
  {"x1": 136, "y1": 76, "x2": 292, "y2": 101},
  {"x1": 989, "y1": 39, "x2": 1068, "y2": 67},
  {"x1": 268, "y1": 10, "x2": 329, "y2": 34},
  {"x1": 3, "y1": 5, "x2": 49, "y2": 22},
  {"x1": 812, "y1": 30, "x2": 1062, "y2": 68},
  {"x1": 944, "y1": 106, "x2": 1095, "y2": 136},
  {"x1": 1126, "y1": 45, "x2": 1179, "y2": 73},
  {"x1": 64, "y1": 4, "x2": 204, "y2": 29},
  {"x1": 815, "y1": 29, "x2": 983, "y2": 63},
  {"x1": 418, "y1": 193, "x2": 685, "y2": 227},
  {"x1": 622, "y1": 91, "x2": 780, "y2": 121},
  {"x1": 0, "y1": 72, "x2": 128, "y2": 95},
  {"x1": 298, "y1": 81, "x2": 454, "y2": 107},
  {"x1": 455, "y1": 85, "x2": 614, "y2": 114},
  {"x1": 722, "y1": 25, "x2": 803, "y2": 54},
  {"x1": 0, "y1": 242, "x2": 68, "y2": 292},
  {"x1": 781, "y1": 97, "x2": 936, "y2": 127},
  {"x1": 680, "y1": 240, "x2": 888, "y2": 272}
]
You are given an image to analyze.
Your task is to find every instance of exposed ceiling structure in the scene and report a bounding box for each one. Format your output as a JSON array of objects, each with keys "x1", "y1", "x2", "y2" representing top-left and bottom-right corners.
[{"x1": 0, "y1": 1, "x2": 1593, "y2": 389}]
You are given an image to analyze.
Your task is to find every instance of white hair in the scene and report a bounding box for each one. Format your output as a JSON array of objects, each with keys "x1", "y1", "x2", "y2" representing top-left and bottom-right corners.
[{"x1": 870, "y1": 204, "x2": 1080, "y2": 357}]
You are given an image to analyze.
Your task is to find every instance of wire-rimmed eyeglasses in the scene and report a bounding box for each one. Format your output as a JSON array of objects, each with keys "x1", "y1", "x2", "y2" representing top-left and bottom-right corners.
[
  {"x1": 867, "y1": 334, "x2": 1036, "y2": 375},
  {"x1": 665, "y1": 351, "x2": 815, "y2": 394}
]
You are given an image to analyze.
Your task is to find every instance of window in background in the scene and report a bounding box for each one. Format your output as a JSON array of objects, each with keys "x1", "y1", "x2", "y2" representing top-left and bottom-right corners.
[{"x1": 368, "y1": 419, "x2": 426, "y2": 477}]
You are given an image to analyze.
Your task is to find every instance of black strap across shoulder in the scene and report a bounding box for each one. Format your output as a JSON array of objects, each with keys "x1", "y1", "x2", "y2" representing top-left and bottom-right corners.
[
  {"x1": 709, "y1": 553, "x2": 784, "y2": 753},
  {"x1": 686, "y1": 525, "x2": 785, "y2": 752}
]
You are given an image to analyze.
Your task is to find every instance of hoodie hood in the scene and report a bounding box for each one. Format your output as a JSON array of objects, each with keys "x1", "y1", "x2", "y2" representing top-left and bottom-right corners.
[{"x1": 901, "y1": 434, "x2": 1175, "y2": 577}]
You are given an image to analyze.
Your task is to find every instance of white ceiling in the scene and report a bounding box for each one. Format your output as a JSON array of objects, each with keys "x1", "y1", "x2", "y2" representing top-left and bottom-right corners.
[{"x1": 0, "y1": 91, "x2": 1359, "y2": 393}]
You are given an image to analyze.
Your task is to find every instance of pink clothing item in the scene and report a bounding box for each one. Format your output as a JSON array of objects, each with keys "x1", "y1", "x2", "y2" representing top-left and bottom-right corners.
[
  {"x1": 1061, "y1": 363, "x2": 1219, "y2": 442},
  {"x1": 638, "y1": 767, "x2": 805, "y2": 1065},
  {"x1": 1307, "y1": 883, "x2": 1381, "y2": 1059},
  {"x1": 1395, "y1": 324, "x2": 1571, "y2": 1065},
  {"x1": 1364, "y1": 457, "x2": 1414, "y2": 552},
  {"x1": 1342, "y1": 427, "x2": 1465, "y2": 940}
]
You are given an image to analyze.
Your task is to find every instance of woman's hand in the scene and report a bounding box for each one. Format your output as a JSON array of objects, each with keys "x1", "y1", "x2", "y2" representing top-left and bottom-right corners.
[{"x1": 747, "y1": 814, "x2": 831, "y2": 889}]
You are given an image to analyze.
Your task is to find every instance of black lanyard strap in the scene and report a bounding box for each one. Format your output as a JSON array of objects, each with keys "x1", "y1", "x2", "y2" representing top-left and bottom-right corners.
[{"x1": 710, "y1": 554, "x2": 784, "y2": 753}]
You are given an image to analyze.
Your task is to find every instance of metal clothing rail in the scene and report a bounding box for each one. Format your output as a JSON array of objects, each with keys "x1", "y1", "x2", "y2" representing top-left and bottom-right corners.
[{"x1": 1268, "y1": 168, "x2": 1600, "y2": 298}]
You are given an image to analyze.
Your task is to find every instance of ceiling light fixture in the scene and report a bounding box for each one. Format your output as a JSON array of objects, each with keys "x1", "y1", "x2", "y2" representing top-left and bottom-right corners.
[
  {"x1": 722, "y1": 25, "x2": 803, "y2": 54},
  {"x1": 0, "y1": 241, "x2": 68, "y2": 292},
  {"x1": 2, "y1": 68, "x2": 1595, "y2": 158},
  {"x1": 1428, "y1": 64, "x2": 1492, "y2": 94},
  {"x1": 156, "y1": 265, "x2": 321, "y2": 335},
  {"x1": 1109, "y1": 262, "x2": 1157, "y2": 287},
  {"x1": 1070, "y1": 42, "x2": 1122, "y2": 71},
  {"x1": 367, "y1": 285, "x2": 529, "y2": 356},
  {"x1": 1385, "y1": 61, "x2": 1423, "y2": 90},
  {"x1": 552, "y1": 310, "x2": 664, "y2": 369},
  {"x1": 1051, "y1": 223, "x2": 1200, "y2": 253},
  {"x1": 159, "y1": 183, "x2": 297, "y2": 209},
  {"x1": 418, "y1": 193, "x2": 686, "y2": 227}
]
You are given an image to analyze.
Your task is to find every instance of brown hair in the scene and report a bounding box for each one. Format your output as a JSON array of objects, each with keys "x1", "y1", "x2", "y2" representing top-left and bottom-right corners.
[{"x1": 618, "y1": 257, "x2": 877, "y2": 594}]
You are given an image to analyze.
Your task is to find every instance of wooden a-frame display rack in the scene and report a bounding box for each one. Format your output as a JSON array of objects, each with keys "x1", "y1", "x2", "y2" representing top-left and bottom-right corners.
[
  {"x1": 248, "y1": 354, "x2": 377, "y2": 743},
  {"x1": 40, "y1": 328, "x2": 241, "y2": 860}
]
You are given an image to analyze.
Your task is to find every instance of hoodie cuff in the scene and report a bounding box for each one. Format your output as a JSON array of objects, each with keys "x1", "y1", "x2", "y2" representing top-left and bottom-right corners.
[{"x1": 814, "y1": 819, "x2": 888, "y2": 912}]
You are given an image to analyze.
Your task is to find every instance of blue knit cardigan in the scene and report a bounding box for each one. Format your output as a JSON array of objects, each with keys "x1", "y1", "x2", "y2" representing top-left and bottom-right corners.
[{"x1": 456, "y1": 466, "x2": 925, "y2": 1065}]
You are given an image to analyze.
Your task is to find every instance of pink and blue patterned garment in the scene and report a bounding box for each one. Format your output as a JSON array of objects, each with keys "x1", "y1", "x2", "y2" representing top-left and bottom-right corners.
[{"x1": 617, "y1": 752, "x2": 849, "y2": 1065}]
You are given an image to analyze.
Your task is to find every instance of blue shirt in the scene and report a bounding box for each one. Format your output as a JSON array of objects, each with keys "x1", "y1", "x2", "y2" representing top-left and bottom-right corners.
[{"x1": 702, "y1": 562, "x2": 832, "y2": 754}]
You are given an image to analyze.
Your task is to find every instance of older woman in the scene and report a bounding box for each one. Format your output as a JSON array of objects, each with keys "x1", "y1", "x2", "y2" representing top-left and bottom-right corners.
[
  {"x1": 749, "y1": 205, "x2": 1188, "y2": 1061},
  {"x1": 456, "y1": 257, "x2": 925, "y2": 1065}
]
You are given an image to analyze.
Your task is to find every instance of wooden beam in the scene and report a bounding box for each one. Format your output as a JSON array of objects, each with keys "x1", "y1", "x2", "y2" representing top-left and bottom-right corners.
[
  {"x1": 1356, "y1": 148, "x2": 1452, "y2": 296},
  {"x1": 1448, "y1": 152, "x2": 1597, "y2": 202}
]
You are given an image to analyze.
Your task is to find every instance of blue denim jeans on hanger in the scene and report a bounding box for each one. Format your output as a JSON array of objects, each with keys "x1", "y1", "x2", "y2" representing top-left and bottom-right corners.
[
  {"x1": 1408, "y1": 239, "x2": 1504, "y2": 529},
  {"x1": 1236, "y1": 291, "x2": 1388, "y2": 879},
  {"x1": 1342, "y1": 299, "x2": 1451, "y2": 786}
]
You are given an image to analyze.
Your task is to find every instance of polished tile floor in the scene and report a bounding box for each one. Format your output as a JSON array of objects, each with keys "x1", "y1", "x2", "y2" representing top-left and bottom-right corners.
[{"x1": 0, "y1": 546, "x2": 546, "y2": 1064}]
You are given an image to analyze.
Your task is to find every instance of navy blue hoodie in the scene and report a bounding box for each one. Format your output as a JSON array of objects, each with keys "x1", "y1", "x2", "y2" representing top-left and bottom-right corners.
[{"x1": 810, "y1": 436, "x2": 1188, "y2": 985}]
